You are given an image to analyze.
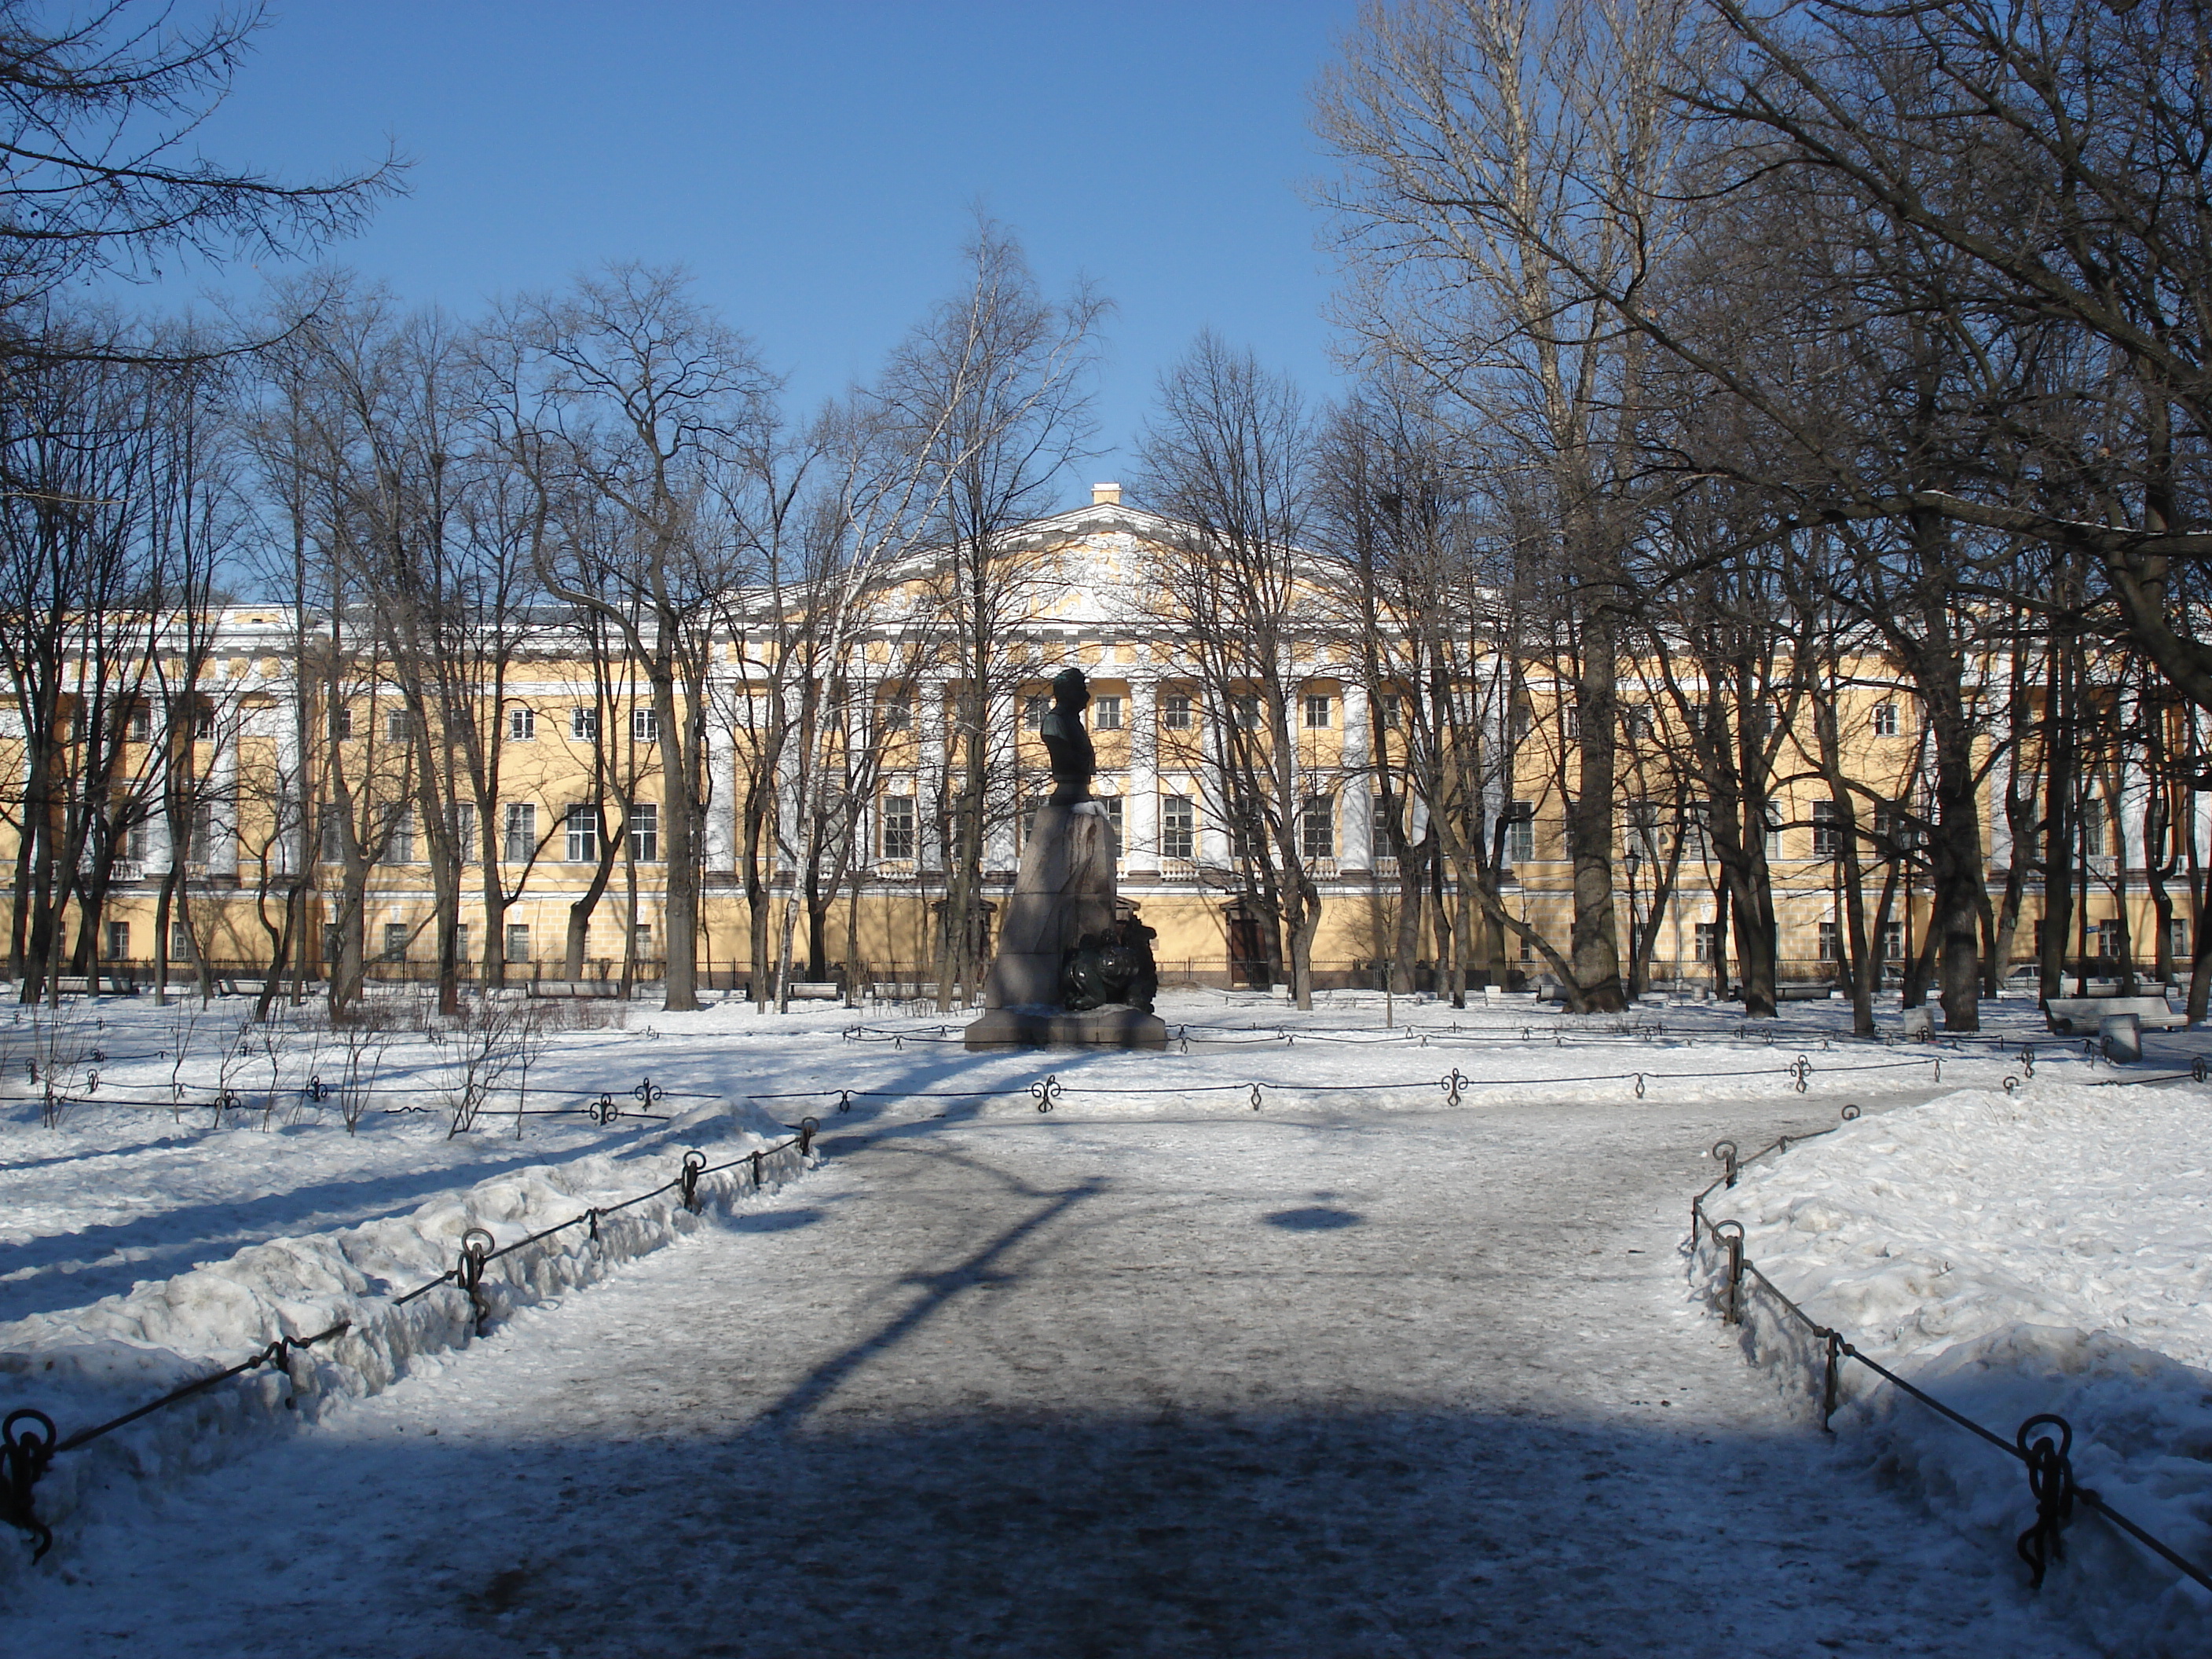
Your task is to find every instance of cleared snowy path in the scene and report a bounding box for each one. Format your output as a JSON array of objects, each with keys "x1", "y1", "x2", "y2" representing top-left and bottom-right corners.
[{"x1": 12, "y1": 1093, "x2": 2090, "y2": 1658}]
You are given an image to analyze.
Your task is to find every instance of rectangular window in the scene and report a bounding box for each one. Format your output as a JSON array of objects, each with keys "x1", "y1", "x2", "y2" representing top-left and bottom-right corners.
[
  {"x1": 880, "y1": 696, "x2": 913, "y2": 733},
  {"x1": 382, "y1": 922, "x2": 409, "y2": 962},
  {"x1": 1872, "y1": 701, "x2": 1899, "y2": 738},
  {"x1": 1764, "y1": 804, "x2": 1783, "y2": 859},
  {"x1": 323, "y1": 923, "x2": 343, "y2": 964},
  {"x1": 1625, "y1": 800, "x2": 1661, "y2": 862},
  {"x1": 1231, "y1": 814, "x2": 1265, "y2": 861},
  {"x1": 1303, "y1": 694, "x2": 1332, "y2": 730},
  {"x1": 566, "y1": 806, "x2": 600, "y2": 863},
  {"x1": 319, "y1": 804, "x2": 345, "y2": 865},
  {"x1": 633, "y1": 923, "x2": 654, "y2": 957},
  {"x1": 632, "y1": 706, "x2": 659, "y2": 743},
  {"x1": 628, "y1": 802, "x2": 660, "y2": 862},
  {"x1": 1507, "y1": 801, "x2": 1534, "y2": 866},
  {"x1": 382, "y1": 811, "x2": 416, "y2": 865},
  {"x1": 2097, "y1": 918, "x2": 2122, "y2": 959},
  {"x1": 447, "y1": 802, "x2": 477, "y2": 860},
  {"x1": 1020, "y1": 792, "x2": 1049, "y2": 851},
  {"x1": 1565, "y1": 706, "x2": 1581, "y2": 742},
  {"x1": 331, "y1": 705, "x2": 354, "y2": 741},
  {"x1": 194, "y1": 703, "x2": 218, "y2": 740},
  {"x1": 385, "y1": 709, "x2": 411, "y2": 743},
  {"x1": 879, "y1": 795, "x2": 915, "y2": 861},
  {"x1": 1302, "y1": 795, "x2": 1334, "y2": 862},
  {"x1": 504, "y1": 802, "x2": 537, "y2": 863},
  {"x1": 1091, "y1": 695, "x2": 1123, "y2": 731},
  {"x1": 1694, "y1": 921, "x2": 1719, "y2": 964},
  {"x1": 506, "y1": 923, "x2": 531, "y2": 964},
  {"x1": 1024, "y1": 695, "x2": 1049, "y2": 731},
  {"x1": 1811, "y1": 800, "x2": 1842, "y2": 859},
  {"x1": 1233, "y1": 694, "x2": 1262, "y2": 730},
  {"x1": 1818, "y1": 921, "x2": 1840, "y2": 961},
  {"x1": 454, "y1": 922, "x2": 470, "y2": 965},
  {"x1": 123, "y1": 819, "x2": 148, "y2": 861},
  {"x1": 171, "y1": 923, "x2": 195, "y2": 961},
  {"x1": 1881, "y1": 921, "x2": 1904, "y2": 961},
  {"x1": 571, "y1": 706, "x2": 599, "y2": 741},
  {"x1": 1372, "y1": 792, "x2": 1397, "y2": 851},
  {"x1": 2172, "y1": 917, "x2": 2190, "y2": 964},
  {"x1": 1379, "y1": 693, "x2": 1401, "y2": 730},
  {"x1": 2082, "y1": 799, "x2": 2106, "y2": 859},
  {"x1": 104, "y1": 921, "x2": 129, "y2": 961},
  {"x1": 507, "y1": 705, "x2": 535, "y2": 741},
  {"x1": 126, "y1": 706, "x2": 151, "y2": 743},
  {"x1": 1161, "y1": 694, "x2": 1194, "y2": 731},
  {"x1": 1102, "y1": 795, "x2": 1123, "y2": 859},
  {"x1": 1161, "y1": 794, "x2": 1195, "y2": 862}
]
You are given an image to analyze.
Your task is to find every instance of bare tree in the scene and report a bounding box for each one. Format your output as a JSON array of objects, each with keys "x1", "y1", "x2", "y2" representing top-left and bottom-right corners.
[{"x1": 870, "y1": 220, "x2": 1108, "y2": 1012}]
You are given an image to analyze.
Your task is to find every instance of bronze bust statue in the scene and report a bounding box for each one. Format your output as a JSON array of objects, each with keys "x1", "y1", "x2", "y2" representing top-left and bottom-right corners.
[{"x1": 1040, "y1": 667, "x2": 1095, "y2": 804}]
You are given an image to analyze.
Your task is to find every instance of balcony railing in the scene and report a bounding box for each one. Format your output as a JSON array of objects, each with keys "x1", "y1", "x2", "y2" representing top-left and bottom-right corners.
[
  {"x1": 1373, "y1": 856, "x2": 1399, "y2": 879},
  {"x1": 875, "y1": 858, "x2": 918, "y2": 877},
  {"x1": 1306, "y1": 857, "x2": 1339, "y2": 878},
  {"x1": 1159, "y1": 857, "x2": 1198, "y2": 881}
]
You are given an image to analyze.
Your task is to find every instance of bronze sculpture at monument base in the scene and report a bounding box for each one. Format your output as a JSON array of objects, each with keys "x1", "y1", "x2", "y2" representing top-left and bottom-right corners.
[
  {"x1": 962, "y1": 1002, "x2": 1167, "y2": 1050},
  {"x1": 962, "y1": 667, "x2": 1168, "y2": 1052}
]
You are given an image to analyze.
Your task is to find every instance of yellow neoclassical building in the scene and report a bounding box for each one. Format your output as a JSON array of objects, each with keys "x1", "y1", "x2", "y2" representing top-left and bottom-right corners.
[{"x1": 0, "y1": 486, "x2": 2173, "y2": 1000}]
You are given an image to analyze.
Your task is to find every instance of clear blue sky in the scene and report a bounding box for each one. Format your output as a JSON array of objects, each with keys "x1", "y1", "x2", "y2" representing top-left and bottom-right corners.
[{"x1": 150, "y1": 1, "x2": 1368, "y2": 488}]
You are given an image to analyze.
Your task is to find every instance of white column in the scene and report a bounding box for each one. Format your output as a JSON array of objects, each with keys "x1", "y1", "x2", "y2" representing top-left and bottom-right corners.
[
  {"x1": 275, "y1": 692, "x2": 302, "y2": 876},
  {"x1": 208, "y1": 709, "x2": 240, "y2": 877},
  {"x1": 1125, "y1": 676, "x2": 1159, "y2": 872},
  {"x1": 918, "y1": 673, "x2": 947, "y2": 873},
  {"x1": 1339, "y1": 681, "x2": 1371, "y2": 870},
  {"x1": 704, "y1": 717, "x2": 736, "y2": 873}
]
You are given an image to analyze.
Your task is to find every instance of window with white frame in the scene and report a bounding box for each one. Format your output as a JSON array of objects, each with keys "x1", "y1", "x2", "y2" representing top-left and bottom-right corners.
[
  {"x1": 1160, "y1": 693, "x2": 1194, "y2": 731},
  {"x1": 382, "y1": 921, "x2": 410, "y2": 962},
  {"x1": 1160, "y1": 794, "x2": 1195, "y2": 862},
  {"x1": 507, "y1": 705, "x2": 535, "y2": 741},
  {"x1": 1812, "y1": 800, "x2": 1843, "y2": 858},
  {"x1": 1302, "y1": 795, "x2": 1334, "y2": 862},
  {"x1": 1101, "y1": 795, "x2": 1123, "y2": 859},
  {"x1": 506, "y1": 923, "x2": 531, "y2": 964},
  {"x1": 1379, "y1": 693, "x2": 1401, "y2": 730},
  {"x1": 1881, "y1": 921, "x2": 1904, "y2": 961},
  {"x1": 385, "y1": 708, "x2": 411, "y2": 743},
  {"x1": 504, "y1": 802, "x2": 537, "y2": 863},
  {"x1": 1694, "y1": 921, "x2": 1719, "y2": 963},
  {"x1": 171, "y1": 922, "x2": 195, "y2": 961},
  {"x1": 447, "y1": 802, "x2": 477, "y2": 860},
  {"x1": 1372, "y1": 791, "x2": 1397, "y2": 852},
  {"x1": 382, "y1": 810, "x2": 416, "y2": 864},
  {"x1": 319, "y1": 804, "x2": 345, "y2": 864},
  {"x1": 566, "y1": 805, "x2": 599, "y2": 863},
  {"x1": 1090, "y1": 694, "x2": 1122, "y2": 731},
  {"x1": 571, "y1": 706, "x2": 599, "y2": 741},
  {"x1": 1302, "y1": 694, "x2": 1332, "y2": 730},
  {"x1": 1871, "y1": 701, "x2": 1899, "y2": 738},
  {"x1": 628, "y1": 802, "x2": 660, "y2": 861},
  {"x1": 878, "y1": 795, "x2": 915, "y2": 861},
  {"x1": 1506, "y1": 800, "x2": 1534, "y2": 866},
  {"x1": 1818, "y1": 921, "x2": 1841, "y2": 961},
  {"x1": 332, "y1": 705, "x2": 354, "y2": 741},
  {"x1": 632, "y1": 706, "x2": 659, "y2": 743},
  {"x1": 1024, "y1": 695, "x2": 1049, "y2": 731},
  {"x1": 1232, "y1": 694, "x2": 1262, "y2": 730},
  {"x1": 879, "y1": 695, "x2": 913, "y2": 734},
  {"x1": 2081, "y1": 797, "x2": 2106, "y2": 858}
]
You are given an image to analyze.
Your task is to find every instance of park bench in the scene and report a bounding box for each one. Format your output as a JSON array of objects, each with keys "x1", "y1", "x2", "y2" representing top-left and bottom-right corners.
[
  {"x1": 526, "y1": 979, "x2": 625, "y2": 1000},
  {"x1": 785, "y1": 981, "x2": 844, "y2": 1001},
  {"x1": 49, "y1": 972, "x2": 136, "y2": 995},
  {"x1": 2045, "y1": 994, "x2": 2187, "y2": 1035}
]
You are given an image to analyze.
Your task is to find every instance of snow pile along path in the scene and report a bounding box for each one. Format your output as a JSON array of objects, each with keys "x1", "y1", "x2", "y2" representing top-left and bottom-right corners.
[
  {"x1": 1698, "y1": 1082, "x2": 2212, "y2": 1655},
  {"x1": 0, "y1": 1097, "x2": 811, "y2": 1568}
]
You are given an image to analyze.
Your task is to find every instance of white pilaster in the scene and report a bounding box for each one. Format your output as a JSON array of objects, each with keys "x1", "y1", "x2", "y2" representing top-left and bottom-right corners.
[{"x1": 1126, "y1": 676, "x2": 1159, "y2": 870}]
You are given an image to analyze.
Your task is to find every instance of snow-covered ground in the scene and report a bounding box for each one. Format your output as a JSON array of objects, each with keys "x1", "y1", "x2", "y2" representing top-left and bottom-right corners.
[
  {"x1": 0, "y1": 983, "x2": 2190, "y2": 1652},
  {"x1": 1699, "y1": 1080, "x2": 2212, "y2": 1656}
]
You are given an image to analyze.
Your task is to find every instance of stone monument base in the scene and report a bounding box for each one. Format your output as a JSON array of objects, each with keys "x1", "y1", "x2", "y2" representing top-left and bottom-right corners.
[{"x1": 963, "y1": 1004, "x2": 1168, "y2": 1051}]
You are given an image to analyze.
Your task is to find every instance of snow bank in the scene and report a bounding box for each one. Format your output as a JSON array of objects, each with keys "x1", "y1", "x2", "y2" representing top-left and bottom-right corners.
[
  {"x1": 1693, "y1": 1083, "x2": 2212, "y2": 1656},
  {"x1": 0, "y1": 1097, "x2": 811, "y2": 1570}
]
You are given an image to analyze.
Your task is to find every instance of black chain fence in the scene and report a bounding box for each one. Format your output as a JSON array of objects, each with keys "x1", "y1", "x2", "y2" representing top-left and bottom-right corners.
[
  {"x1": 0, "y1": 1110, "x2": 819, "y2": 1563},
  {"x1": 1689, "y1": 1115, "x2": 2212, "y2": 1600}
]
